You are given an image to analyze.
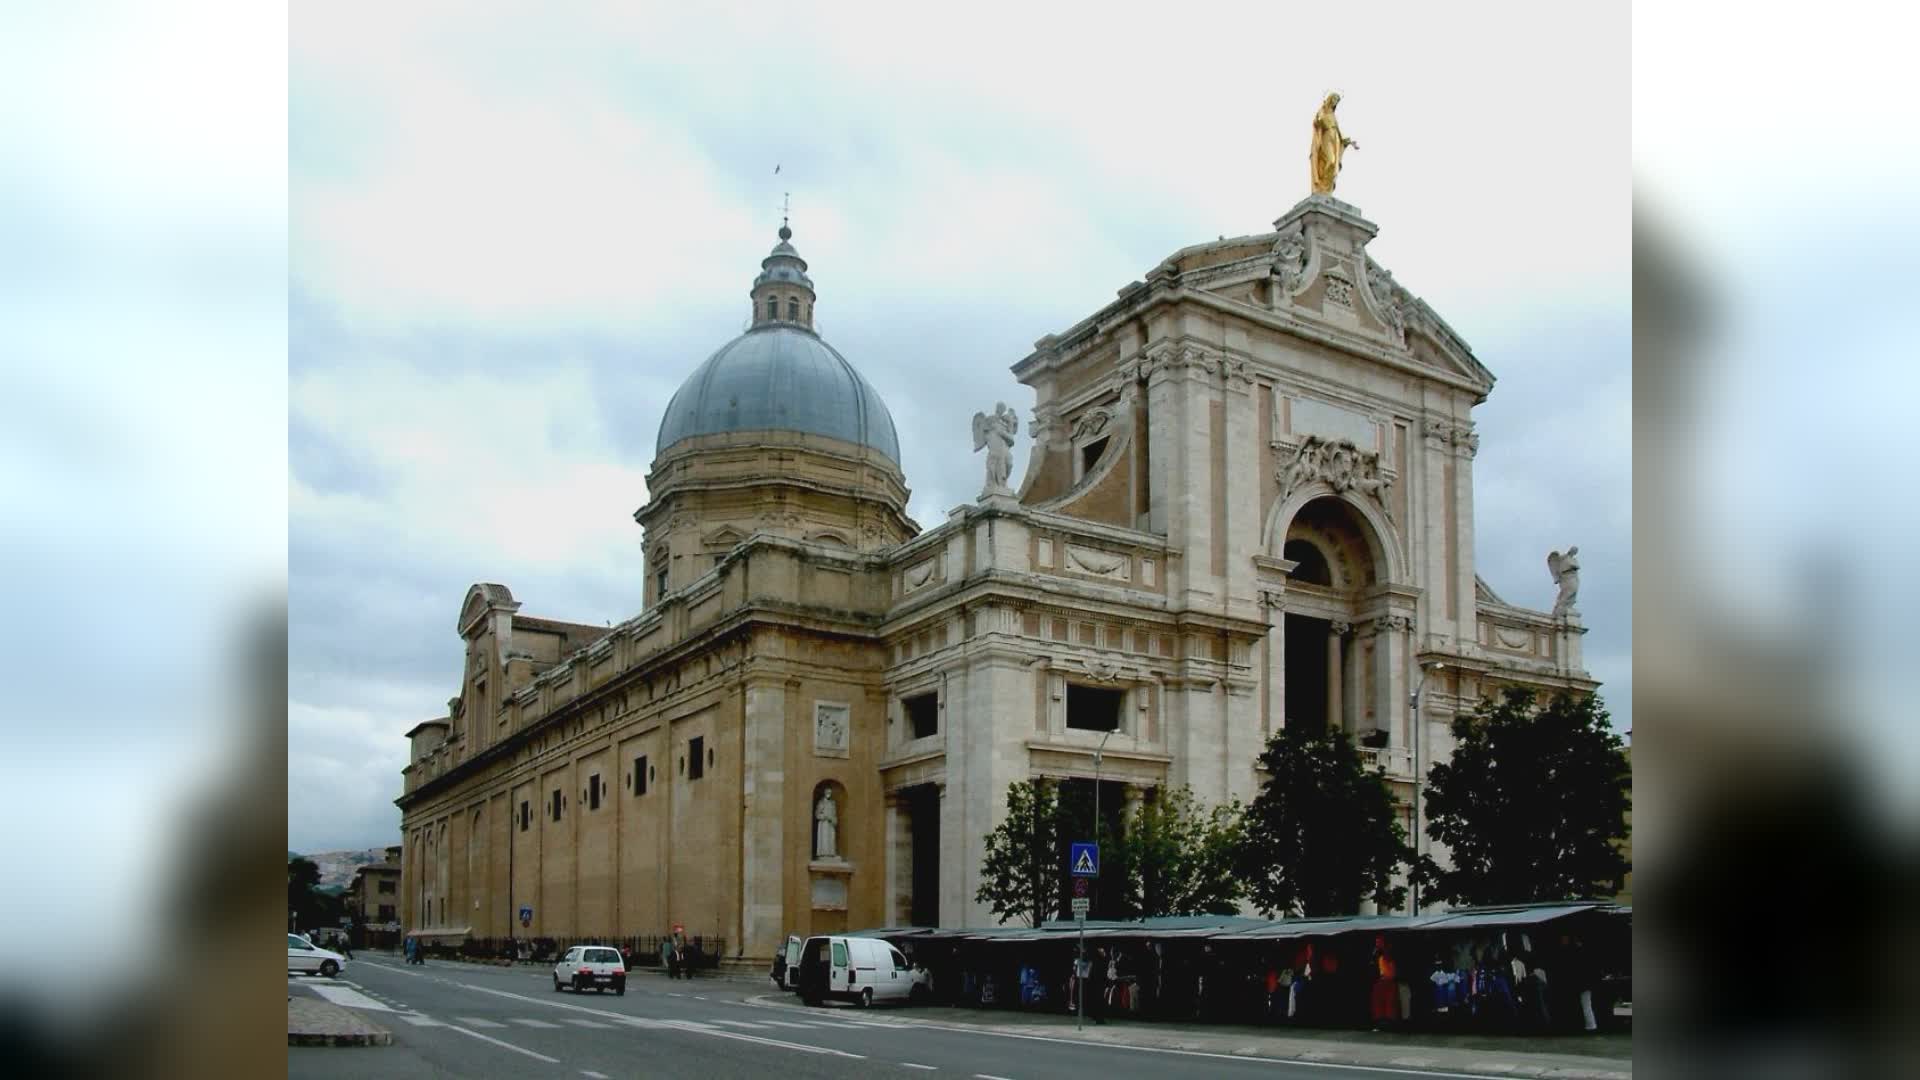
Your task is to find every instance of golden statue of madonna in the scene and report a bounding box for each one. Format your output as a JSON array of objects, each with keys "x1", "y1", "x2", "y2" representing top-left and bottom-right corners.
[{"x1": 1309, "y1": 93, "x2": 1358, "y2": 195}]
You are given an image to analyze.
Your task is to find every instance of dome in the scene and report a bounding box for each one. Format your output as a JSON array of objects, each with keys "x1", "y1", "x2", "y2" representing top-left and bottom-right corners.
[
  {"x1": 655, "y1": 223, "x2": 902, "y2": 464},
  {"x1": 655, "y1": 324, "x2": 902, "y2": 463}
]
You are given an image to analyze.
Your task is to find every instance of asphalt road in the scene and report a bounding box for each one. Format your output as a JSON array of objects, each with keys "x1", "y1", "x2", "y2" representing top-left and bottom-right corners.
[{"x1": 289, "y1": 959, "x2": 1507, "y2": 1080}]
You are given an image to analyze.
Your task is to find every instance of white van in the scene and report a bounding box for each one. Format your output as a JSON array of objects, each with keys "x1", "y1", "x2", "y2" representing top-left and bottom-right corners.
[{"x1": 795, "y1": 935, "x2": 914, "y2": 1007}]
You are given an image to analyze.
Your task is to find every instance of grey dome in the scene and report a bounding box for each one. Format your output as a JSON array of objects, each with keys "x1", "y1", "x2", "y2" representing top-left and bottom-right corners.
[{"x1": 655, "y1": 324, "x2": 902, "y2": 464}]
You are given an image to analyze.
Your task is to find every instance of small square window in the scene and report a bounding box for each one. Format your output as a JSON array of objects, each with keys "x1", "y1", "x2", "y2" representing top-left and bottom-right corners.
[
  {"x1": 688, "y1": 736, "x2": 705, "y2": 780},
  {"x1": 905, "y1": 692, "x2": 938, "y2": 740}
]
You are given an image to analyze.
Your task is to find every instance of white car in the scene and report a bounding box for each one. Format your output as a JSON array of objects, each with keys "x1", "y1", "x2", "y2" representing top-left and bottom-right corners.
[
  {"x1": 553, "y1": 945, "x2": 627, "y2": 995},
  {"x1": 288, "y1": 933, "x2": 347, "y2": 978}
]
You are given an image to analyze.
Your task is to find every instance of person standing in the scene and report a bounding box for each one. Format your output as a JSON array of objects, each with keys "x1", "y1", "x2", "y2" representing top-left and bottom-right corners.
[
  {"x1": 1563, "y1": 933, "x2": 1599, "y2": 1032},
  {"x1": 1087, "y1": 947, "x2": 1108, "y2": 1024}
]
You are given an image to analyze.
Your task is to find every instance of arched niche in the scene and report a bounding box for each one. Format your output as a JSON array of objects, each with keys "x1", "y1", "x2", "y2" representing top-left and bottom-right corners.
[{"x1": 1262, "y1": 487, "x2": 1401, "y2": 588}]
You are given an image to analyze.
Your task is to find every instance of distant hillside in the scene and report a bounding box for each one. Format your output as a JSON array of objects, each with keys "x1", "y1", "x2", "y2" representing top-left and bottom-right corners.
[{"x1": 292, "y1": 848, "x2": 393, "y2": 892}]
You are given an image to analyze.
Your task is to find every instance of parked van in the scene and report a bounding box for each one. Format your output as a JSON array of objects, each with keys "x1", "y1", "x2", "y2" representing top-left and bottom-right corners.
[{"x1": 795, "y1": 935, "x2": 915, "y2": 1007}]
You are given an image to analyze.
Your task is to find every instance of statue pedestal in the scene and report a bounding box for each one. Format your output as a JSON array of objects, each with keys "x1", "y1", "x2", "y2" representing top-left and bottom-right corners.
[{"x1": 808, "y1": 859, "x2": 852, "y2": 912}]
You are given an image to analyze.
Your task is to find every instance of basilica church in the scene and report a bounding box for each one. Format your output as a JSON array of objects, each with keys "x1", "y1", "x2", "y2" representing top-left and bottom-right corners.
[{"x1": 395, "y1": 190, "x2": 1595, "y2": 961}]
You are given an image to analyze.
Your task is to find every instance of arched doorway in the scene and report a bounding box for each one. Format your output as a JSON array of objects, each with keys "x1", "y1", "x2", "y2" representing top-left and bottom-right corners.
[{"x1": 1268, "y1": 494, "x2": 1403, "y2": 740}]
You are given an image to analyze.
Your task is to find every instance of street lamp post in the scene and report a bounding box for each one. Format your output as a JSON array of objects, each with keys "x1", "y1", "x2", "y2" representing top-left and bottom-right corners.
[
  {"x1": 1078, "y1": 727, "x2": 1116, "y2": 1032},
  {"x1": 1408, "y1": 662, "x2": 1443, "y2": 915}
]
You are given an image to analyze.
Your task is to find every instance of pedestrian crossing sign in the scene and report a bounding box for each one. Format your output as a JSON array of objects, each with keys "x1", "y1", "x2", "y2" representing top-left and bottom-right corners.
[{"x1": 1070, "y1": 842, "x2": 1099, "y2": 877}]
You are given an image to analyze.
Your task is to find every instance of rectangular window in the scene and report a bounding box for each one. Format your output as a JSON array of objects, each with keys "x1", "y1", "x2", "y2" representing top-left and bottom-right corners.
[
  {"x1": 550, "y1": 788, "x2": 562, "y2": 821},
  {"x1": 378, "y1": 880, "x2": 396, "y2": 895},
  {"x1": 656, "y1": 567, "x2": 668, "y2": 601},
  {"x1": 377, "y1": 904, "x2": 395, "y2": 921},
  {"x1": 688, "y1": 736, "x2": 705, "y2": 780},
  {"x1": 787, "y1": 297, "x2": 799, "y2": 320},
  {"x1": 1066, "y1": 684, "x2": 1125, "y2": 732},
  {"x1": 588, "y1": 773, "x2": 601, "y2": 810},
  {"x1": 905, "y1": 692, "x2": 939, "y2": 740},
  {"x1": 519, "y1": 800, "x2": 529, "y2": 831},
  {"x1": 1080, "y1": 436, "x2": 1110, "y2": 476},
  {"x1": 634, "y1": 755, "x2": 648, "y2": 796}
]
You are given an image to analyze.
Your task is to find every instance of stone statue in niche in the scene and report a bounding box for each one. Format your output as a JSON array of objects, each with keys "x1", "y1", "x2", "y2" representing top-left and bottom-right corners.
[
  {"x1": 814, "y1": 787, "x2": 840, "y2": 860},
  {"x1": 972, "y1": 402, "x2": 1019, "y2": 497},
  {"x1": 1548, "y1": 546, "x2": 1581, "y2": 617}
]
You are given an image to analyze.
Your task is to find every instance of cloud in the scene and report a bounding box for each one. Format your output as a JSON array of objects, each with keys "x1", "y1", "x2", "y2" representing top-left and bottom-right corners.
[{"x1": 290, "y1": 3, "x2": 1630, "y2": 848}]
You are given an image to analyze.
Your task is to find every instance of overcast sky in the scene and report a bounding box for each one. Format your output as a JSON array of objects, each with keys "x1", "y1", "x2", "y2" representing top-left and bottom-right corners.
[{"x1": 288, "y1": 1, "x2": 1629, "y2": 853}]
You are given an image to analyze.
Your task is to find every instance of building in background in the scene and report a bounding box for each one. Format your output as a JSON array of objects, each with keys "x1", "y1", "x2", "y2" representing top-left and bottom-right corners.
[{"x1": 395, "y1": 194, "x2": 1595, "y2": 959}]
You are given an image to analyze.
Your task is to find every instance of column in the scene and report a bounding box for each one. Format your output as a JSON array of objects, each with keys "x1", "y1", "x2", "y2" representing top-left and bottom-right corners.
[
  {"x1": 885, "y1": 792, "x2": 911, "y2": 926},
  {"x1": 738, "y1": 678, "x2": 786, "y2": 959},
  {"x1": 1379, "y1": 616, "x2": 1411, "y2": 755},
  {"x1": 1259, "y1": 589, "x2": 1285, "y2": 736},
  {"x1": 1326, "y1": 621, "x2": 1348, "y2": 731}
]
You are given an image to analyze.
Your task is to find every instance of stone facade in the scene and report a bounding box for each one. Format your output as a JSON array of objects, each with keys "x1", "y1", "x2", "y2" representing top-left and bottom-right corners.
[{"x1": 395, "y1": 196, "x2": 1595, "y2": 959}]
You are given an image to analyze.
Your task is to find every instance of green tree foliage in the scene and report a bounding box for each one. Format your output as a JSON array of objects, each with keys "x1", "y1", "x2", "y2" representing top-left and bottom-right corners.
[
  {"x1": 976, "y1": 779, "x2": 1246, "y2": 924},
  {"x1": 1420, "y1": 688, "x2": 1631, "y2": 905},
  {"x1": 975, "y1": 780, "x2": 1065, "y2": 927},
  {"x1": 288, "y1": 856, "x2": 335, "y2": 933},
  {"x1": 1123, "y1": 786, "x2": 1247, "y2": 917},
  {"x1": 1236, "y1": 725, "x2": 1411, "y2": 917}
]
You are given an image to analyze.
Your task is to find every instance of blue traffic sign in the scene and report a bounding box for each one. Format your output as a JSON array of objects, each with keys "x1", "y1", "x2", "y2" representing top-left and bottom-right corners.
[{"x1": 1070, "y1": 842, "x2": 1099, "y2": 877}]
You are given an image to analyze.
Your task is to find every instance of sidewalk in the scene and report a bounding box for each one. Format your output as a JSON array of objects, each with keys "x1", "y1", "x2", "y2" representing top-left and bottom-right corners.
[
  {"x1": 749, "y1": 994, "x2": 1631, "y2": 1079},
  {"x1": 288, "y1": 994, "x2": 392, "y2": 1047}
]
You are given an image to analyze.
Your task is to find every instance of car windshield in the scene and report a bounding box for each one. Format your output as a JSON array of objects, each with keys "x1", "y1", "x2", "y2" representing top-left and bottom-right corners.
[
  {"x1": 288, "y1": 935, "x2": 311, "y2": 949},
  {"x1": 584, "y1": 948, "x2": 621, "y2": 964}
]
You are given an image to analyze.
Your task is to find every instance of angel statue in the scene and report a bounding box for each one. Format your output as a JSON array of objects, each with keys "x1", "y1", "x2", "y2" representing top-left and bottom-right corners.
[
  {"x1": 972, "y1": 402, "x2": 1019, "y2": 497},
  {"x1": 1547, "y1": 546, "x2": 1581, "y2": 618},
  {"x1": 1309, "y1": 92, "x2": 1358, "y2": 195}
]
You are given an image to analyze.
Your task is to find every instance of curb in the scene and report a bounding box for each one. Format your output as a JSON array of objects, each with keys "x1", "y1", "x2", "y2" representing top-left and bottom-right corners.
[
  {"x1": 288, "y1": 1029, "x2": 394, "y2": 1047},
  {"x1": 288, "y1": 995, "x2": 394, "y2": 1048}
]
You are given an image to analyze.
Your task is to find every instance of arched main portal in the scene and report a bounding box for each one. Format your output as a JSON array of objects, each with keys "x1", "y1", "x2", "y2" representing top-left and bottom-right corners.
[{"x1": 1261, "y1": 492, "x2": 1414, "y2": 756}]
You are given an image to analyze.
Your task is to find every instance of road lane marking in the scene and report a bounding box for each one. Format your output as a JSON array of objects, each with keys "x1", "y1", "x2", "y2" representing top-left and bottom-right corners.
[
  {"x1": 901, "y1": 1065, "x2": 936, "y2": 1071},
  {"x1": 583, "y1": 1072, "x2": 610, "y2": 1079},
  {"x1": 398, "y1": 1014, "x2": 444, "y2": 1027},
  {"x1": 507, "y1": 1018, "x2": 562, "y2": 1028},
  {"x1": 450, "y1": 1017, "x2": 505, "y2": 1028},
  {"x1": 449, "y1": 981, "x2": 865, "y2": 1060},
  {"x1": 562, "y1": 1018, "x2": 614, "y2": 1029},
  {"x1": 306, "y1": 984, "x2": 395, "y2": 1012},
  {"x1": 444, "y1": 1023, "x2": 561, "y2": 1064},
  {"x1": 756, "y1": 1019, "x2": 822, "y2": 1029},
  {"x1": 976, "y1": 1074, "x2": 1016, "y2": 1080},
  {"x1": 710, "y1": 1020, "x2": 774, "y2": 1029}
]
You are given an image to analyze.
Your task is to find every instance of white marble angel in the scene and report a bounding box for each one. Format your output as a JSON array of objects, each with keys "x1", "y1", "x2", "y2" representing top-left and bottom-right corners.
[
  {"x1": 1547, "y1": 546, "x2": 1581, "y2": 618},
  {"x1": 972, "y1": 402, "x2": 1019, "y2": 497}
]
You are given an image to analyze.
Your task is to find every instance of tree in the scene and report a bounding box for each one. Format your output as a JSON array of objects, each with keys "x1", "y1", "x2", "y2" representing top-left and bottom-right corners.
[
  {"x1": 1420, "y1": 687, "x2": 1630, "y2": 905},
  {"x1": 975, "y1": 780, "x2": 1066, "y2": 927},
  {"x1": 1123, "y1": 786, "x2": 1246, "y2": 917},
  {"x1": 1235, "y1": 725, "x2": 1412, "y2": 917},
  {"x1": 288, "y1": 856, "x2": 326, "y2": 932}
]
